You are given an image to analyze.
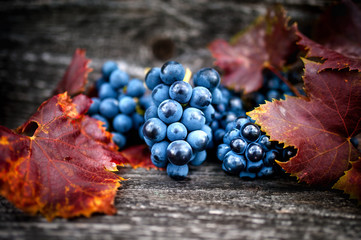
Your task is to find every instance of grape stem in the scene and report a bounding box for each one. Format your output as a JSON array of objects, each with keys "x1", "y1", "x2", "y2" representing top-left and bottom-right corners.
[{"x1": 266, "y1": 64, "x2": 305, "y2": 99}]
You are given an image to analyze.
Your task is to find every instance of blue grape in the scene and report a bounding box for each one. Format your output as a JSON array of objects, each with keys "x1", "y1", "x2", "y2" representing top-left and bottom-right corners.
[
  {"x1": 144, "y1": 105, "x2": 158, "y2": 121},
  {"x1": 217, "y1": 144, "x2": 230, "y2": 161},
  {"x1": 223, "y1": 128, "x2": 240, "y2": 145},
  {"x1": 214, "y1": 129, "x2": 226, "y2": 144},
  {"x1": 99, "y1": 83, "x2": 118, "y2": 100},
  {"x1": 246, "y1": 160, "x2": 263, "y2": 173},
  {"x1": 230, "y1": 138, "x2": 247, "y2": 154},
  {"x1": 189, "y1": 87, "x2": 212, "y2": 110},
  {"x1": 187, "y1": 130, "x2": 209, "y2": 151},
  {"x1": 241, "y1": 123, "x2": 261, "y2": 142},
  {"x1": 167, "y1": 140, "x2": 193, "y2": 165},
  {"x1": 109, "y1": 69, "x2": 129, "y2": 89},
  {"x1": 189, "y1": 150, "x2": 207, "y2": 166},
  {"x1": 151, "y1": 141, "x2": 169, "y2": 168},
  {"x1": 99, "y1": 98, "x2": 119, "y2": 119},
  {"x1": 132, "y1": 112, "x2": 144, "y2": 129},
  {"x1": 258, "y1": 135, "x2": 272, "y2": 151},
  {"x1": 144, "y1": 137, "x2": 155, "y2": 147},
  {"x1": 181, "y1": 107, "x2": 206, "y2": 131},
  {"x1": 95, "y1": 77, "x2": 106, "y2": 91},
  {"x1": 245, "y1": 143, "x2": 264, "y2": 162},
  {"x1": 157, "y1": 99, "x2": 183, "y2": 124},
  {"x1": 152, "y1": 84, "x2": 170, "y2": 106},
  {"x1": 119, "y1": 96, "x2": 136, "y2": 114},
  {"x1": 113, "y1": 114, "x2": 133, "y2": 133},
  {"x1": 88, "y1": 97, "x2": 100, "y2": 115},
  {"x1": 167, "y1": 122, "x2": 187, "y2": 141},
  {"x1": 222, "y1": 151, "x2": 246, "y2": 174},
  {"x1": 139, "y1": 94, "x2": 154, "y2": 110},
  {"x1": 127, "y1": 79, "x2": 146, "y2": 98},
  {"x1": 203, "y1": 105, "x2": 215, "y2": 124},
  {"x1": 239, "y1": 171, "x2": 256, "y2": 179},
  {"x1": 112, "y1": 132, "x2": 126, "y2": 149},
  {"x1": 160, "y1": 61, "x2": 185, "y2": 85},
  {"x1": 201, "y1": 125, "x2": 212, "y2": 143},
  {"x1": 169, "y1": 81, "x2": 192, "y2": 104},
  {"x1": 167, "y1": 163, "x2": 189, "y2": 180},
  {"x1": 193, "y1": 67, "x2": 220, "y2": 90},
  {"x1": 145, "y1": 67, "x2": 162, "y2": 90},
  {"x1": 142, "y1": 118, "x2": 167, "y2": 142},
  {"x1": 102, "y1": 61, "x2": 118, "y2": 78}
]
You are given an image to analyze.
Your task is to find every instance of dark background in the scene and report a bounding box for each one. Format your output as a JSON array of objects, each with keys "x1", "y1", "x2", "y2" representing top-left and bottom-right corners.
[{"x1": 1, "y1": 1, "x2": 361, "y2": 240}]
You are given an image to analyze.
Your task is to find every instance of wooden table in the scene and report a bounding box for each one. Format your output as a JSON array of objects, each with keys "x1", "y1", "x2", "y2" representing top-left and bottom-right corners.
[{"x1": 1, "y1": 1, "x2": 360, "y2": 239}]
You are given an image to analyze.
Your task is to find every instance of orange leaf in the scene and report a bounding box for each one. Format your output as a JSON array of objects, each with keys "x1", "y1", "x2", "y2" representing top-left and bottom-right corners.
[
  {"x1": 53, "y1": 49, "x2": 92, "y2": 96},
  {"x1": 333, "y1": 159, "x2": 361, "y2": 201},
  {"x1": 0, "y1": 93, "x2": 127, "y2": 220},
  {"x1": 120, "y1": 145, "x2": 158, "y2": 169}
]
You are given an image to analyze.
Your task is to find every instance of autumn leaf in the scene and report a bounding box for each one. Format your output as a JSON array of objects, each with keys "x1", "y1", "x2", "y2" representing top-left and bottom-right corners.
[
  {"x1": 248, "y1": 59, "x2": 361, "y2": 188},
  {"x1": 209, "y1": 5, "x2": 299, "y2": 93},
  {"x1": 120, "y1": 145, "x2": 158, "y2": 169},
  {"x1": 53, "y1": 49, "x2": 93, "y2": 96},
  {"x1": 313, "y1": 0, "x2": 361, "y2": 58},
  {"x1": 333, "y1": 159, "x2": 361, "y2": 201},
  {"x1": 0, "y1": 93, "x2": 127, "y2": 220}
]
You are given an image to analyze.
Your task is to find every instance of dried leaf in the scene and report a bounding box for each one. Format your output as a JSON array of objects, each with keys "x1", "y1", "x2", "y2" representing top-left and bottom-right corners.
[
  {"x1": 248, "y1": 59, "x2": 361, "y2": 187},
  {"x1": 53, "y1": 49, "x2": 92, "y2": 96},
  {"x1": 333, "y1": 159, "x2": 361, "y2": 201},
  {"x1": 0, "y1": 93, "x2": 127, "y2": 220},
  {"x1": 209, "y1": 5, "x2": 299, "y2": 93},
  {"x1": 120, "y1": 145, "x2": 157, "y2": 169}
]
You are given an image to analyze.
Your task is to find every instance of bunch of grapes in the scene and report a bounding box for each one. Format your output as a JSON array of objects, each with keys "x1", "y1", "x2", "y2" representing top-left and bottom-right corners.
[
  {"x1": 88, "y1": 61, "x2": 150, "y2": 149},
  {"x1": 217, "y1": 116, "x2": 297, "y2": 179},
  {"x1": 142, "y1": 61, "x2": 221, "y2": 179}
]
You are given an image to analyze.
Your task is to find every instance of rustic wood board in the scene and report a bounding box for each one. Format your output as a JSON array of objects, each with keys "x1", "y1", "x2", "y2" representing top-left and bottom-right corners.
[{"x1": 1, "y1": 1, "x2": 361, "y2": 239}]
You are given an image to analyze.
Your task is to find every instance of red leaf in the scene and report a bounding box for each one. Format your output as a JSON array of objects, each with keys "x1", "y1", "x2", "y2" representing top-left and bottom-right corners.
[
  {"x1": 53, "y1": 49, "x2": 92, "y2": 96},
  {"x1": 333, "y1": 159, "x2": 361, "y2": 201},
  {"x1": 0, "y1": 93, "x2": 127, "y2": 220},
  {"x1": 297, "y1": 32, "x2": 361, "y2": 71},
  {"x1": 119, "y1": 145, "x2": 158, "y2": 169},
  {"x1": 248, "y1": 59, "x2": 361, "y2": 187},
  {"x1": 209, "y1": 5, "x2": 299, "y2": 93},
  {"x1": 313, "y1": 0, "x2": 361, "y2": 58}
]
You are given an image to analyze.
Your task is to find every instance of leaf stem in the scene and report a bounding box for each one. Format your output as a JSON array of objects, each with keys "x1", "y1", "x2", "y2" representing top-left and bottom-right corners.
[{"x1": 266, "y1": 64, "x2": 304, "y2": 99}]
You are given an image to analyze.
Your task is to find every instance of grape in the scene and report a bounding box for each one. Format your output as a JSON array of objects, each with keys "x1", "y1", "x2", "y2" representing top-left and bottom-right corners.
[
  {"x1": 151, "y1": 141, "x2": 169, "y2": 168},
  {"x1": 167, "y1": 122, "x2": 187, "y2": 141},
  {"x1": 143, "y1": 118, "x2": 167, "y2": 142},
  {"x1": 193, "y1": 67, "x2": 220, "y2": 90},
  {"x1": 88, "y1": 97, "x2": 100, "y2": 115},
  {"x1": 258, "y1": 135, "x2": 272, "y2": 151},
  {"x1": 222, "y1": 151, "x2": 246, "y2": 174},
  {"x1": 189, "y1": 86, "x2": 212, "y2": 110},
  {"x1": 167, "y1": 163, "x2": 189, "y2": 180},
  {"x1": 187, "y1": 130, "x2": 209, "y2": 151},
  {"x1": 246, "y1": 159, "x2": 263, "y2": 173},
  {"x1": 152, "y1": 84, "x2": 170, "y2": 106},
  {"x1": 203, "y1": 105, "x2": 215, "y2": 124},
  {"x1": 101, "y1": 61, "x2": 118, "y2": 78},
  {"x1": 245, "y1": 143, "x2": 264, "y2": 162},
  {"x1": 201, "y1": 125, "x2": 213, "y2": 143},
  {"x1": 119, "y1": 96, "x2": 136, "y2": 114},
  {"x1": 113, "y1": 114, "x2": 133, "y2": 133},
  {"x1": 169, "y1": 80, "x2": 192, "y2": 104},
  {"x1": 217, "y1": 144, "x2": 230, "y2": 161},
  {"x1": 112, "y1": 132, "x2": 126, "y2": 149},
  {"x1": 145, "y1": 67, "x2": 162, "y2": 90},
  {"x1": 99, "y1": 98, "x2": 119, "y2": 119},
  {"x1": 241, "y1": 123, "x2": 261, "y2": 142},
  {"x1": 181, "y1": 107, "x2": 206, "y2": 131},
  {"x1": 109, "y1": 69, "x2": 129, "y2": 89},
  {"x1": 126, "y1": 79, "x2": 146, "y2": 98},
  {"x1": 157, "y1": 99, "x2": 183, "y2": 124},
  {"x1": 223, "y1": 128, "x2": 240, "y2": 145},
  {"x1": 99, "y1": 83, "x2": 118, "y2": 99},
  {"x1": 132, "y1": 113, "x2": 144, "y2": 129},
  {"x1": 189, "y1": 150, "x2": 207, "y2": 166},
  {"x1": 167, "y1": 140, "x2": 193, "y2": 166},
  {"x1": 160, "y1": 61, "x2": 185, "y2": 85},
  {"x1": 211, "y1": 88, "x2": 222, "y2": 105},
  {"x1": 145, "y1": 105, "x2": 158, "y2": 121},
  {"x1": 230, "y1": 138, "x2": 247, "y2": 154}
]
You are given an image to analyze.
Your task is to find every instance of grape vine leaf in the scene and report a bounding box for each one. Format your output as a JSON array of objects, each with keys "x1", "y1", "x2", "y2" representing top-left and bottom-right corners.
[
  {"x1": 0, "y1": 93, "x2": 127, "y2": 220},
  {"x1": 248, "y1": 53, "x2": 361, "y2": 203},
  {"x1": 120, "y1": 145, "x2": 157, "y2": 169},
  {"x1": 53, "y1": 49, "x2": 92, "y2": 96},
  {"x1": 313, "y1": 0, "x2": 361, "y2": 58},
  {"x1": 208, "y1": 5, "x2": 299, "y2": 93}
]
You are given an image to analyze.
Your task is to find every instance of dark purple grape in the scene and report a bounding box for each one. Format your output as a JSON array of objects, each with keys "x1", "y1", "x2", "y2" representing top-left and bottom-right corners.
[
  {"x1": 230, "y1": 138, "x2": 247, "y2": 154},
  {"x1": 245, "y1": 143, "x2": 264, "y2": 162},
  {"x1": 241, "y1": 123, "x2": 261, "y2": 142}
]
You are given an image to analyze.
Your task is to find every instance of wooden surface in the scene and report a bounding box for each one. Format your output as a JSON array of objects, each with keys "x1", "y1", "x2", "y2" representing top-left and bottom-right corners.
[{"x1": 1, "y1": 1, "x2": 361, "y2": 239}]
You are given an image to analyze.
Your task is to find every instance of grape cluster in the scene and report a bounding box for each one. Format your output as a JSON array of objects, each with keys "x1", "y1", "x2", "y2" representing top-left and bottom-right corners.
[
  {"x1": 217, "y1": 116, "x2": 297, "y2": 179},
  {"x1": 247, "y1": 70, "x2": 297, "y2": 107},
  {"x1": 88, "y1": 61, "x2": 150, "y2": 149},
  {"x1": 142, "y1": 61, "x2": 221, "y2": 179}
]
